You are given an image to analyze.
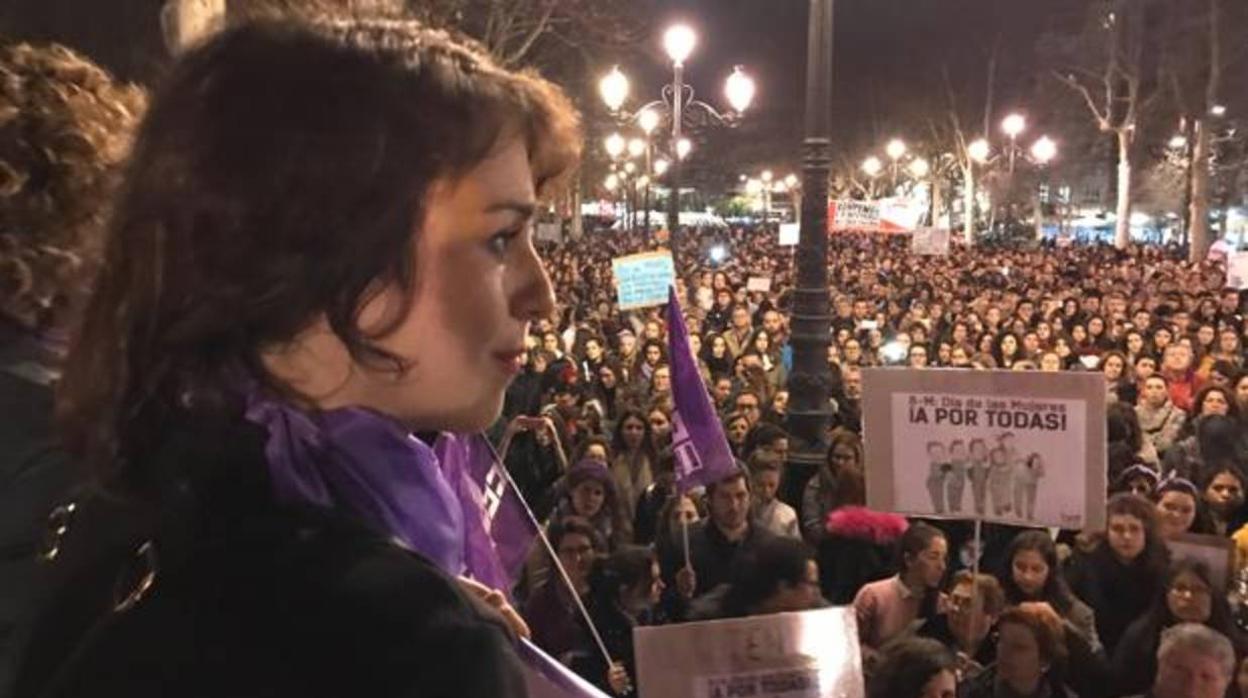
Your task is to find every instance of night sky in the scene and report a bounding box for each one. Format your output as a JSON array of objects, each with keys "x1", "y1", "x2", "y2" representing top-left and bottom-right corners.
[{"x1": 601, "y1": 0, "x2": 1086, "y2": 173}]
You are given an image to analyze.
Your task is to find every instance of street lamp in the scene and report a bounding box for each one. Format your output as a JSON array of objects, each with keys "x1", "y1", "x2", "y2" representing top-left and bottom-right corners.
[
  {"x1": 1001, "y1": 113, "x2": 1026, "y2": 172},
  {"x1": 907, "y1": 157, "x2": 930, "y2": 179},
  {"x1": 1030, "y1": 136, "x2": 1057, "y2": 165},
  {"x1": 654, "y1": 158, "x2": 670, "y2": 176},
  {"x1": 599, "y1": 66, "x2": 629, "y2": 113},
  {"x1": 861, "y1": 156, "x2": 883, "y2": 178},
  {"x1": 967, "y1": 138, "x2": 991, "y2": 164},
  {"x1": 604, "y1": 132, "x2": 626, "y2": 159},
  {"x1": 599, "y1": 25, "x2": 754, "y2": 237},
  {"x1": 663, "y1": 24, "x2": 696, "y2": 66},
  {"x1": 676, "y1": 137, "x2": 692, "y2": 160},
  {"x1": 784, "y1": 173, "x2": 799, "y2": 189},
  {"x1": 885, "y1": 138, "x2": 907, "y2": 185},
  {"x1": 724, "y1": 66, "x2": 756, "y2": 114},
  {"x1": 627, "y1": 138, "x2": 646, "y2": 158}
]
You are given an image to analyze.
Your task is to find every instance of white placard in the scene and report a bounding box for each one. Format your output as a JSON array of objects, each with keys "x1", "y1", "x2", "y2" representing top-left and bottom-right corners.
[
  {"x1": 1228, "y1": 251, "x2": 1248, "y2": 290},
  {"x1": 747, "y1": 276, "x2": 773, "y2": 293},
  {"x1": 634, "y1": 607, "x2": 864, "y2": 698},
  {"x1": 861, "y1": 369, "x2": 1106, "y2": 529},
  {"x1": 779, "y1": 223, "x2": 800, "y2": 246},
  {"x1": 911, "y1": 227, "x2": 951, "y2": 256},
  {"x1": 612, "y1": 251, "x2": 676, "y2": 310}
]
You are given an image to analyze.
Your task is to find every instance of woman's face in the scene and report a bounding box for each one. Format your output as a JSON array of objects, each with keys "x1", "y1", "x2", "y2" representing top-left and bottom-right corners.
[
  {"x1": 726, "y1": 417, "x2": 749, "y2": 444},
  {"x1": 1236, "y1": 377, "x2": 1248, "y2": 410},
  {"x1": 1206, "y1": 472, "x2": 1245, "y2": 515},
  {"x1": 599, "y1": 367, "x2": 617, "y2": 388},
  {"x1": 645, "y1": 344, "x2": 662, "y2": 366},
  {"x1": 1071, "y1": 325, "x2": 1087, "y2": 343},
  {"x1": 712, "y1": 336, "x2": 727, "y2": 356},
  {"x1": 295, "y1": 139, "x2": 553, "y2": 431},
  {"x1": 621, "y1": 416, "x2": 645, "y2": 449},
  {"x1": 672, "y1": 495, "x2": 700, "y2": 527},
  {"x1": 689, "y1": 334, "x2": 702, "y2": 356},
  {"x1": 1136, "y1": 358, "x2": 1156, "y2": 381},
  {"x1": 1089, "y1": 317, "x2": 1105, "y2": 334},
  {"x1": 754, "y1": 331, "x2": 770, "y2": 353},
  {"x1": 648, "y1": 410, "x2": 671, "y2": 440},
  {"x1": 1107, "y1": 513, "x2": 1147, "y2": 562},
  {"x1": 1200, "y1": 390, "x2": 1230, "y2": 416},
  {"x1": 1127, "y1": 333, "x2": 1144, "y2": 355},
  {"x1": 907, "y1": 537, "x2": 948, "y2": 588},
  {"x1": 1198, "y1": 325, "x2": 1216, "y2": 346},
  {"x1": 1037, "y1": 323, "x2": 1051, "y2": 341},
  {"x1": 1011, "y1": 549, "x2": 1050, "y2": 597},
  {"x1": 1220, "y1": 331, "x2": 1239, "y2": 354},
  {"x1": 571, "y1": 480, "x2": 606, "y2": 518},
  {"x1": 1103, "y1": 355, "x2": 1124, "y2": 380},
  {"x1": 951, "y1": 347, "x2": 970, "y2": 366},
  {"x1": 1167, "y1": 570, "x2": 1213, "y2": 624},
  {"x1": 1157, "y1": 490, "x2": 1197, "y2": 539},
  {"x1": 996, "y1": 622, "x2": 1045, "y2": 695},
  {"x1": 1002, "y1": 335, "x2": 1018, "y2": 356}
]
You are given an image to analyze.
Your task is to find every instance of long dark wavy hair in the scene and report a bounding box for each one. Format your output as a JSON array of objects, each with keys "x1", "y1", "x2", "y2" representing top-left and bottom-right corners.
[
  {"x1": 1000, "y1": 530, "x2": 1079, "y2": 615},
  {"x1": 56, "y1": 21, "x2": 580, "y2": 497}
]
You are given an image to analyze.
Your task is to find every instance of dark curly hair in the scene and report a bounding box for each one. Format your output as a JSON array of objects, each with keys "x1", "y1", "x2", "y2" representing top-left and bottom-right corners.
[{"x1": 57, "y1": 20, "x2": 581, "y2": 495}]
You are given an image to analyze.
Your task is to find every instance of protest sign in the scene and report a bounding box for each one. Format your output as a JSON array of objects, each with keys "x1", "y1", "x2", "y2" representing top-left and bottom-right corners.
[
  {"x1": 747, "y1": 276, "x2": 773, "y2": 293},
  {"x1": 634, "y1": 607, "x2": 864, "y2": 698},
  {"x1": 911, "y1": 227, "x2": 951, "y2": 256},
  {"x1": 778, "y1": 223, "x2": 800, "y2": 246},
  {"x1": 612, "y1": 251, "x2": 676, "y2": 310},
  {"x1": 1227, "y1": 251, "x2": 1248, "y2": 290},
  {"x1": 535, "y1": 222, "x2": 562, "y2": 243},
  {"x1": 861, "y1": 369, "x2": 1106, "y2": 529},
  {"x1": 1168, "y1": 533, "x2": 1234, "y2": 592},
  {"x1": 828, "y1": 198, "x2": 924, "y2": 234}
]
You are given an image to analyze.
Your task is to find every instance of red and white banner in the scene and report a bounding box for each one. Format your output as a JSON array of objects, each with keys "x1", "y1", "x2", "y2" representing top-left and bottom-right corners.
[{"x1": 827, "y1": 198, "x2": 924, "y2": 234}]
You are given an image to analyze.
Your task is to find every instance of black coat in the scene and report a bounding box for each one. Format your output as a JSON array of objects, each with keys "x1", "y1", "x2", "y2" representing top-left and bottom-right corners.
[
  {"x1": 15, "y1": 418, "x2": 527, "y2": 698},
  {"x1": 0, "y1": 325, "x2": 77, "y2": 697},
  {"x1": 1064, "y1": 545, "x2": 1163, "y2": 657}
]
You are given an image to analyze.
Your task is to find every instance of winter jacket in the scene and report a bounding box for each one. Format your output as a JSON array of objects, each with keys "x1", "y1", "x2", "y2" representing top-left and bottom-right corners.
[{"x1": 1135, "y1": 401, "x2": 1186, "y2": 460}]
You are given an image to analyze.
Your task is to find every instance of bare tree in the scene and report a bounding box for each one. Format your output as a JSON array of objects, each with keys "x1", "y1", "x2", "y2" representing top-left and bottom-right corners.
[{"x1": 1054, "y1": 0, "x2": 1158, "y2": 249}]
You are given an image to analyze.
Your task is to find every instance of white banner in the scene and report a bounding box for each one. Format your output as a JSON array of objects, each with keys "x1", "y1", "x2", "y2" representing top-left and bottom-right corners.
[
  {"x1": 778, "y1": 223, "x2": 800, "y2": 246},
  {"x1": 862, "y1": 369, "x2": 1106, "y2": 529},
  {"x1": 911, "y1": 227, "x2": 951, "y2": 256},
  {"x1": 1228, "y1": 251, "x2": 1248, "y2": 290},
  {"x1": 634, "y1": 607, "x2": 864, "y2": 698},
  {"x1": 828, "y1": 198, "x2": 924, "y2": 233}
]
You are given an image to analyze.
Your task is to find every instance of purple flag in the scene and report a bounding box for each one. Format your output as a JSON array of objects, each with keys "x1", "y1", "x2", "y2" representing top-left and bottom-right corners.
[
  {"x1": 517, "y1": 639, "x2": 613, "y2": 698},
  {"x1": 665, "y1": 286, "x2": 738, "y2": 491},
  {"x1": 435, "y1": 432, "x2": 538, "y2": 593}
]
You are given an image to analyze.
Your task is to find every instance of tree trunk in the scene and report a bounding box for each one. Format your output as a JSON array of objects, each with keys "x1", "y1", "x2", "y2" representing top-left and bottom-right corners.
[
  {"x1": 1114, "y1": 131, "x2": 1132, "y2": 249},
  {"x1": 931, "y1": 179, "x2": 943, "y2": 229},
  {"x1": 1189, "y1": 119, "x2": 1213, "y2": 260},
  {"x1": 570, "y1": 176, "x2": 583, "y2": 240},
  {"x1": 963, "y1": 165, "x2": 976, "y2": 245}
]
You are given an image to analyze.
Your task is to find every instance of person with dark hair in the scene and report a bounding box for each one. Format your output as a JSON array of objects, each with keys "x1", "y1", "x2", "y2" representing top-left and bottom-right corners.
[
  {"x1": 667, "y1": 466, "x2": 774, "y2": 609},
  {"x1": 741, "y1": 421, "x2": 789, "y2": 462},
  {"x1": 574, "y1": 545, "x2": 665, "y2": 696},
  {"x1": 690, "y1": 536, "x2": 823, "y2": 620},
  {"x1": 609, "y1": 409, "x2": 657, "y2": 528},
  {"x1": 0, "y1": 40, "x2": 146, "y2": 696},
  {"x1": 854, "y1": 522, "x2": 949, "y2": 652},
  {"x1": 1065, "y1": 494, "x2": 1171, "y2": 655},
  {"x1": 960, "y1": 604, "x2": 1077, "y2": 698},
  {"x1": 1107, "y1": 402, "x2": 1159, "y2": 484},
  {"x1": 1113, "y1": 463, "x2": 1160, "y2": 498},
  {"x1": 1152, "y1": 476, "x2": 1212, "y2": 540},
  {"x1": 748, "y1": 451, "x2": 800, "y2": 539},
  {"x1": 19, "y1": 19, "x2": 581, "y2": 697},
  {"x1": 524, "y1": 517, "x2": 605, "y2": 667},
  {"x1": 1165, "y1": 414, "x2": 1248, "y2": 481},
  {"x1": 802, "y1": 429, "x2": 866, "y2": 542},
  {"x1": 1001, "y1": 531, "x2": 1101, "y2": 651},
  {"x1": 1199, "y1": 464, "x2": 1248, "y2": 536},
  {"x1": 549, "y1": 460, "x2": 631, "y2": 549},
  {"x1": 868, "y1": 636, "x2": 957, "y2": 698},
  {"x1": 1111, "y1": 560, "x2": 1246, "y2": 697}
]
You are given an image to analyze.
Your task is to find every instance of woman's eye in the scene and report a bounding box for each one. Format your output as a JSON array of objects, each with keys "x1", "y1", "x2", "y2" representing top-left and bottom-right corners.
[{"x1": 487, "y1": 227, "x2": 522, "y2": 256}]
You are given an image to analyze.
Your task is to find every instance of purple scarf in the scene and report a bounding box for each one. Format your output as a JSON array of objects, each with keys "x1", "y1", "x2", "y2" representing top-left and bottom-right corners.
[{"x1": 244, "y1": 394, "x2": 466, "y2": 576}]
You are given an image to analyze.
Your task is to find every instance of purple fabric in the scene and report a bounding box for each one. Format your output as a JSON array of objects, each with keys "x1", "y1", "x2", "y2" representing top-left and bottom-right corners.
[
  {"x1": 244, "y1": 395, "x2": 466, "y2": 576},
  {"x1": 517, "y1": 639, "x2": 612, "y2": 698},
  {"x1": 665, "y1": 286, "x2": 738, "y2": 491},
  {"x1": 434, "y1": 432, "x2": 538, "y2": 592}
]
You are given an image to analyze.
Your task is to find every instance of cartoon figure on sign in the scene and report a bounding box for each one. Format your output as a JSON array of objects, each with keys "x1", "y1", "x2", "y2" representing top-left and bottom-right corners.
[
  {"x1": 968, "y1": 438, "x2": 991, "y2": 516},
  {"x1": 946, "y1": 440, "x2": 969, "y2": 514},
  {"x1": 1014, "y1": 453, "x2": 1045, "y2": 521},
  {"x1": 988, "y1": 446, "x2": 1014, "y2": 516},
  {"x1": 925, "y1": 441, "x2": 949, "y2": 514}
]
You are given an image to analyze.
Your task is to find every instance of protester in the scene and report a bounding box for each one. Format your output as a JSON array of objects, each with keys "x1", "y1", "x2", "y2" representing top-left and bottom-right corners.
[
  {"x1": 689, "y1": 536, "x2": 823, "y2": 619},
  {"x1": 1065, "y1": 494, "x2": 1170, "y2": 655},
  {"x1": 0, "y1": 39, "x2": 146, "y2": 695},
  {"x1": 1142, "y1": 623, "x2": 1236, "y2": 698},
  {"x1": 1152, "y1": 477, "x2": 1210, "y2": 540},
  {"x1": 803, "y1": 429, "x2": 868, "y2": 542},
  {"x1": 575, "y1": 545, "x2": 665, "y2": 696},
  {"x1": 1001, "y1": 531, "x2": 1101, "y2": 651},
  {"x1": 1137, "y1": 375, "x2": 1187, "y2": 458},
  {"x1": 854, "y1": 522, "x2": 949, "y2": 653},
  {"x1": 917, "y1": 571, "x2": 1007, "y2": 679},
  {"x1": 959, "y1": 603, "x2": 1077, "y2": 698},
  {"x1": 868, "y1": 637, "x2": 958, "y2": 698},
  {"x1": 748, "y1": 451, "x2": 801, "y2": 539},
  {"x1": 1111, "y1": 560, "x2": 1245, "y2": 697},
  {"x1": 17, "y1": 18, "x2": 585, "y2": 697},
  {"x1": 525, "y1": 517, "x2": 605, "y2": 665}
]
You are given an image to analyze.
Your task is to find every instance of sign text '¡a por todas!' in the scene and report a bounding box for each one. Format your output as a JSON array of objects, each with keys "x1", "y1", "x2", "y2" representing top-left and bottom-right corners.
[{"x1": 906, "y1": 394, "x2": 1069, "y2": 431}]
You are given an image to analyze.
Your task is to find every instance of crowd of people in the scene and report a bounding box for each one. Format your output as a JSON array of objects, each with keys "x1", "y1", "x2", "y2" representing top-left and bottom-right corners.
[
  {"x1": 3, "y1": 10, "x2": 1248, "y2": 698},
  {"x1": 496, "y1": 223, "x2": 1248, "y2": 698}
]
